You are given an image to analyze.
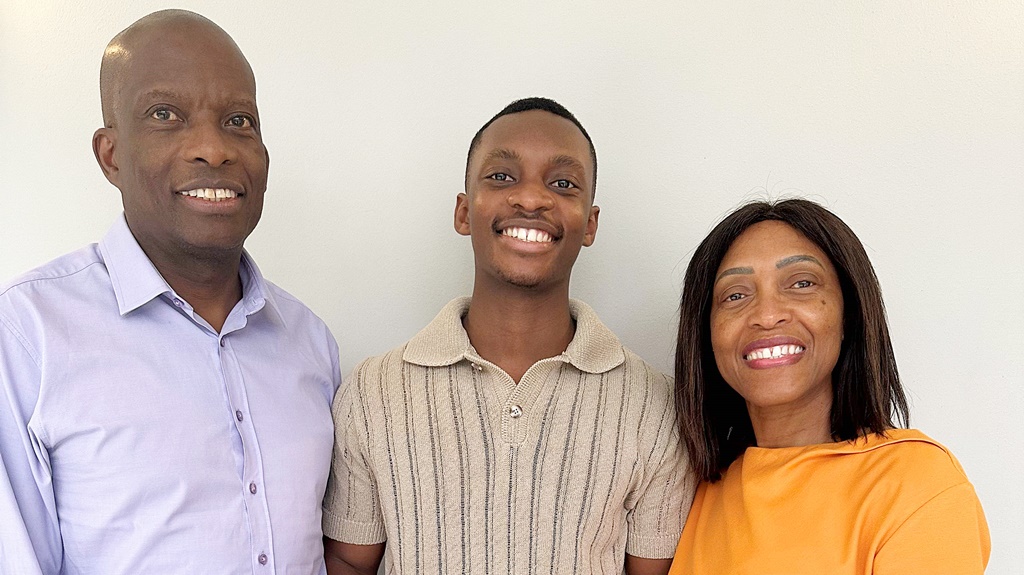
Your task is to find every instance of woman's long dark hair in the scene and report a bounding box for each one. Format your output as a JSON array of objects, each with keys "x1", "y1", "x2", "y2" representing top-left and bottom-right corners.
[{"x1": 675, "y1": 199, "x2": 909, "y2": 482}]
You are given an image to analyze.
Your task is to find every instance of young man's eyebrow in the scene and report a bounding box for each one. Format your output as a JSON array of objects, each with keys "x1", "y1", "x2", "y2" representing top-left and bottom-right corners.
[
  {"x1": 482, "y1": 148, "x2": 521, "y2": 162},
  {"x1": 776, "y1": 255, "x2": 823, "y2": 269},
  {"x1": 549, "y1": 154, "x2": 586, "y2": 172}
]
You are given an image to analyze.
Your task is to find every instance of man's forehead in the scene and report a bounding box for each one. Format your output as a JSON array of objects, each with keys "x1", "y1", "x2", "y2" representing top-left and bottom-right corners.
[{"x1": 475, "y1": 111, "x2": 591, "y2": 164}]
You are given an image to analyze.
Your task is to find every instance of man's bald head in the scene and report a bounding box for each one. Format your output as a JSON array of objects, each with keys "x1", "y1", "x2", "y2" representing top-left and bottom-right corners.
[{"x1": 99, "y1": 9, "x2": 254, "y2": 128}]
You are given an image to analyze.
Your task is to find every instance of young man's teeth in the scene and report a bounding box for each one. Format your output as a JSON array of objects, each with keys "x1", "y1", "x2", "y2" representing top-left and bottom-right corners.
[
  {"x1": 502, "y1": 227, "x2": 553, "y2": 243},
  {"x1": 179, "y1": 188, "x2": 238, "y2": 202},
  {"x1": 745, "y1": 345, "x2": 805, "y2": 360}
]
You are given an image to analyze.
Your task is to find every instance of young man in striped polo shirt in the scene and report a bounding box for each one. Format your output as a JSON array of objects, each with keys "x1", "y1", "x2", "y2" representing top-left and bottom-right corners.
[{"x1": 322, "y1": 97, "x2": 693, "y2": 575}]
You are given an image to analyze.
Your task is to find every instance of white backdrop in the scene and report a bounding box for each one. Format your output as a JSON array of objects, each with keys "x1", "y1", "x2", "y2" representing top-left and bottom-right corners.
[{"x1": 2, "y1": 1, "x2": 1021, "y2": 570}]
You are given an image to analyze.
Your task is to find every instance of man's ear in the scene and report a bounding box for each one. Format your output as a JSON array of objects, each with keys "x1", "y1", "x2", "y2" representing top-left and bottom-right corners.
[
  {"x1": 92, "y1": 127, "x2": 120, "y2": 187},
  {"x1": 582, "y1": 204, "x2": 600, "y2": 247},
  {"x1": 454, "y1": 192, "x2": 471, "y2": 236}
]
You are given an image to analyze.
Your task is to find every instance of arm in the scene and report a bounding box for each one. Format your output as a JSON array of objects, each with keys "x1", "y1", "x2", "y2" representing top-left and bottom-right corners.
[
  {"x1": 624, "y1": 373, "x2": 697, "y2": 565},
  {"x1": 625, "y1": 555, "x2": 673, "y2": 575},
  {"x1": 324, "y1": 538, "x2": 385, "y2": 575},
  {"x1": 321, "y1": 369, "x2": 388, "y2": 565},
  {"x1": 0, "y1": 318, "x2": 61, "y2": 574},
  {"x1": 873, "y1": 482, "x2": 990, "y2": 575}
]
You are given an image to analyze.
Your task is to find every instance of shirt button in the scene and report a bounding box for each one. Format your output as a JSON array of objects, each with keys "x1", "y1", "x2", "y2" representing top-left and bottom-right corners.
[
  {"x1": 220, "y1": 339, "x2": 225, "y2": 347},
  {"x1": 173, "y1": 298, "x2": 183, "y2": 307},
  {"x1": 509, "y1": 405, "x2": 523, "y2": 418},
  {"x1": 258, "y1": 553, "x2": 268, "y2": 565},
  {"x1": 470, "y1": 362, "x2": 483, "y2": 372},
  {"x1": 249, "y1": 482, "x2": 257, "y2": 494},
  {"x1": 235, "y1": 410, "x2": 244, "y2": 422}
]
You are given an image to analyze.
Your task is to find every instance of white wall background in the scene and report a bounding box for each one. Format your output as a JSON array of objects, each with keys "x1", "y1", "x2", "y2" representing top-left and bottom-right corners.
[{"x1": 2, "y1": 0, "x2": 1021, "y2": 570}]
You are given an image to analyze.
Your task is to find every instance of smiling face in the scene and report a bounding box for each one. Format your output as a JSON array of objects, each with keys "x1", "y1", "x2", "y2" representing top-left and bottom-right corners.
[
  {"x1": 710, "y1": 220, "x2": 844, "y2": 420},
  {"x1": 93, "y1": 15, "x2": 269, "y2": 265},
  {"x1": 455, "y1": 109, "x2": 599, "y2": 291}
]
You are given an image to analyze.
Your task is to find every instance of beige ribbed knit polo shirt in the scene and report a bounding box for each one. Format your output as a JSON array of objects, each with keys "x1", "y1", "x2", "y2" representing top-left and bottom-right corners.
[{"x1": 323, "y1": 297, "x2": 694, "y2": 574}]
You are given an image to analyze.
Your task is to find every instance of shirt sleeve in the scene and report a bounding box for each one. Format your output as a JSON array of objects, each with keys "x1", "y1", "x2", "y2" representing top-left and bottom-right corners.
[
  {"x1": 874, "y1": 482, "x2": 991, "y2": 575},
  {"x1": 0, "y1": 317, "x2": 62, "y2": 574},
  {"x1": 321, "y1": 368, "x2": 387, "y2": 544},
  {"x1": 625, "y1": 373, "x2": 696, "y2": 559}
]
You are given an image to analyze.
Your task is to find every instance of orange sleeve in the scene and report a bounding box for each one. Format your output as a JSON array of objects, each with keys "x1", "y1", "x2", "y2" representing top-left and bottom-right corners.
[{"x1": 873, "y1": 482, "x2": 990, "y2": 575}]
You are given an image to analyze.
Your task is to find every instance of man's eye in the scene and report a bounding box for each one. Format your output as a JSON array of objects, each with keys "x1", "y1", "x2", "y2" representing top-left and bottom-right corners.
[
  {"x1": 552, "y1": 179, "x2": 576, "y2": 189},
  {"x1": 151, "y1": 109, "x2": 179, "y2": 121},
  {"x1": 228, "y1": 115, "x2": 253, "y2": 128},
  {"x1": 488, "y1": 173, "x2": 512, "y2": 182}
]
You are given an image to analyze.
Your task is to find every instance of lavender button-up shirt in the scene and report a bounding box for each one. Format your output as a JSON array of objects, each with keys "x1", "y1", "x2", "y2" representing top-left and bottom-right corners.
[{"x1": 0, "y1": 215, "x2": 341, "y2": 574}]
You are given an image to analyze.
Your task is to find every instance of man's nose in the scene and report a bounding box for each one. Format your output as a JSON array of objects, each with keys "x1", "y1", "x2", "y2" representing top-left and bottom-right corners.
[
  {"x1": 185, "y1": 119, "x2": 236, "y2": 167},
  {"x1": 507, "y1": 179, "x2": 555, "y2": 213}
]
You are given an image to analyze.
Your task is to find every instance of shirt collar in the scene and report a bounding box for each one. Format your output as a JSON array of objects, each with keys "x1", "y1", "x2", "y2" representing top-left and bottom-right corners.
[
  {"x1": 403, "y1": 297, "x2": 625, "y2": 374},
  {"x1": 98, "y1": 214, "x2": 283, "y2": 325}
]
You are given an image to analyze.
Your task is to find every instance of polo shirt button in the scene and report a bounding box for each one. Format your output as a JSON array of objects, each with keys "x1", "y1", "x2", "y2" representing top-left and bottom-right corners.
[
  {"x1": 173, "y1": 298, "x2": 183, "y2": 307},
  {"x1": 509, "y1": 405, "x2": 523, "y2": 418},
  {"x1": 249, "y1": 482, "x2": 257, "y2": 494},
  {"x1": 236, "y1": 410, "x2": 244, "y2": 422},
  {"x1": 471, "y1": 362, "x2": 483, "y2": 372},
  {"x1": 258, "y1": 553, "x2": 267, "y2": 565}
]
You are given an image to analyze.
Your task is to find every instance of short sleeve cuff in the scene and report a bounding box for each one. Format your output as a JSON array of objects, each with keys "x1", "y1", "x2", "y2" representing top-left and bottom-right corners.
[
  {"x1": 625, "y1": 531, "x2": 684, "y2": 559},
  {"x1": 322, "y1": 507, "x2": 387, "y2": 545}
]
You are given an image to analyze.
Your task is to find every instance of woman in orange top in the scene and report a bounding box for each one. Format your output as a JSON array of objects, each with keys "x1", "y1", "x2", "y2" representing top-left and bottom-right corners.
[{"x1": 670, "y1": 199, "x2": 990, "y2": 574}]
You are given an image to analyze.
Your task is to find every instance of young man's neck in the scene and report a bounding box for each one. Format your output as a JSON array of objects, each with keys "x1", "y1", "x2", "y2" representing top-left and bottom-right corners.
[{"x1": 463, "y1": 280, "x2": 575, "y2": 384}]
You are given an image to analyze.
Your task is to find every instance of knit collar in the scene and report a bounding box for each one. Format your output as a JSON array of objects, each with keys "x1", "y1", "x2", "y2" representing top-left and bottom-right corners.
[{"x1": 403, "y1": 296, "x2": 625, "y2": 374}]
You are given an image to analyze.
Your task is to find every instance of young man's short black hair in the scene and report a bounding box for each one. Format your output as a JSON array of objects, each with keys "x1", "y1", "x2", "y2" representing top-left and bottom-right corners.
[{"x1": 465, "y1": 97, "x2": 598, "y2": 196}]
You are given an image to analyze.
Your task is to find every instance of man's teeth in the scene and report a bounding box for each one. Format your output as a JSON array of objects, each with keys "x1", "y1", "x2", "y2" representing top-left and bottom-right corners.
[
  {"x1": 178, "y1": 188, "x2": 238, "y2": 202},
  {"x1": 745, "y1": 345, "x2": 805, "y2": 361},
  {"x1": 502, "y1": 227, "x2": 553, "y2": 243}
]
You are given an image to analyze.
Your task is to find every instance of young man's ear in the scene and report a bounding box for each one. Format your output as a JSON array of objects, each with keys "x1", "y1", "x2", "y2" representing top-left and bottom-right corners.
[
  {"x1": 454, "y1": 192, "x2": 471, "y2": 236},
  {"x1": 92, "y1": 127, "x2": 120, "y2": 187},
  {"x1": 582, "y1": 205, "x2": 600, "y2": 247}
]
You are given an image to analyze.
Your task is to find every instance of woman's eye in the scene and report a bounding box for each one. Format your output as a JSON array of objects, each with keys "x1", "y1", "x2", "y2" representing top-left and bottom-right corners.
[
  {"x1": 725, "y1": 292, "x2": 746, "y2": 302},
  {"x1": 552, "y1": 179, "x2": 576, "y2": 189},
  {"x1": 151, "y1": 108, "x2": 179, "y2": 121},
  {"x1": 792, "y1": 280, "x2": 815, "y2": 289},
  {"x1": 228, "y1": 115, "x2": 253, "y2": 128}
]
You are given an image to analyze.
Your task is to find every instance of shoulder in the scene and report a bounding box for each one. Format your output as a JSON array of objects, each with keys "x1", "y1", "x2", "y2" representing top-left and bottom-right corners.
[
  {"x1": 0, "y1": 244, "x2": 107, "y2": 338},
  {"x1": 346, "y1": 341, "x2": 415, "y2": 388},
  {"x1": 618, "y1": 346, "x2": 675, "y2": 403},
  {"x1": 857, "y1": 429, "x2": 971, "y2": 488},
  {"x1": 1, "y1": 244, "x2": 105, "y2": 302}
]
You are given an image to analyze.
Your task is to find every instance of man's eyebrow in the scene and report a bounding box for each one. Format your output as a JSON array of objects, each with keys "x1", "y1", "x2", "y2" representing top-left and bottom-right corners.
[
  {"x1": 776, "y1": 255, "x2": 823, "y2": 269},
  {"x1": 136, "y1": 91, "x2": 257, "y2": 112},
  {"x1": 549, "y1": 154, "x2": 586, "y2": 172},
  {"x1": 483, "y1": 148, "x2": 521, "y2": 163},
  {"x1": 137, "y1": 89, "x2": 185, "y2": 104},
  {"x1": 715, "y1": 267, "x2": 754, "y2": 283}
]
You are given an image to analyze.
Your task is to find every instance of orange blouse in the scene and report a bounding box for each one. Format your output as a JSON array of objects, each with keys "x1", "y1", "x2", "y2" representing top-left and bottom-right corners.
[{"x1": 669, "y1": 429, "x2": 989, "y2": 574}]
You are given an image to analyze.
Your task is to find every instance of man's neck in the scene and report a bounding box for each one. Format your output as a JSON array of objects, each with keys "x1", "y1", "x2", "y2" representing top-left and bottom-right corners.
[
  {"x1": 150, "y1": 248, "x2": 244, "y2": 334},
  {"x1": 463, "y1": 280, "x2": 575, "y2": 384}
]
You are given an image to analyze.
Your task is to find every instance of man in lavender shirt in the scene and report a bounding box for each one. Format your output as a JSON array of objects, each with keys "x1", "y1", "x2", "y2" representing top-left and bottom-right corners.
[{"x1": 0, "y1": 10, "x2": 340, "y2": 574}]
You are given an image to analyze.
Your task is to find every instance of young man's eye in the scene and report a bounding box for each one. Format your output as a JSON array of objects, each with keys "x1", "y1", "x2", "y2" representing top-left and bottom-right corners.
[
  {"x1": 552, "y1": 179, "x2": 576, "y2": 189},
  {"x1": 488, "y1": 173, "x2": 512, "y2": 182}
]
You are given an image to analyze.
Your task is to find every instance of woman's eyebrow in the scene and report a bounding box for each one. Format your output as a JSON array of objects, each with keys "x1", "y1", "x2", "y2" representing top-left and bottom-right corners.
[
  {"x1": 715, "y1": 266, "x2": 753, "y2": 283},
  {"x1": 776, "y1": 254, "x2": 822, "y2": 269}
]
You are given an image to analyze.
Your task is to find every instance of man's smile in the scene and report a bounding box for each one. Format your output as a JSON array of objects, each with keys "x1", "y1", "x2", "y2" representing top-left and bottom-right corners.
[
  {"x1": 177, "y1": 187, "x2": 242, "y2": 202},
  {"x1": 501, "y1": 226, "x2": 554, "y2": 243}
]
